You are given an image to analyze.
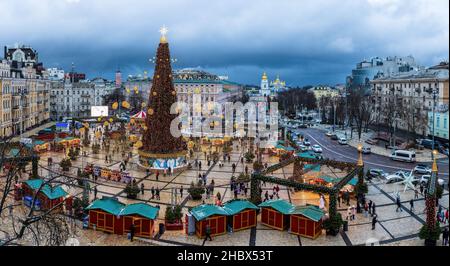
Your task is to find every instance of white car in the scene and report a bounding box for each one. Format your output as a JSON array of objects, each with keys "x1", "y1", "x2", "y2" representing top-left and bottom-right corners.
[
  {"x1": 362, "y1": 147, "x2": 371, "y2": 154},
  {"x1": 312, "y1": 145, "x2": 322, "y2": 153},
  {"x1": 303, "y1": 139, "x2": 311, "y2": 146},
  {"x1": 420, "y1": 175, "x2": 445, "y2": 186},
  {"x1": 414, "y1": 164, "x2": 432, "y2": 175},
  {"x1": 385, "y1": 171, "x2": 408, "y2": 183},
  {"x1": 325, "y1": 131, "x2": 333, "y2": 137},
  {"x1": 338, "y1": 137, "x2": 348, "y2": 145},
  {"x1": 298, "y1": 145, "x2": 309, "y2": 152}
]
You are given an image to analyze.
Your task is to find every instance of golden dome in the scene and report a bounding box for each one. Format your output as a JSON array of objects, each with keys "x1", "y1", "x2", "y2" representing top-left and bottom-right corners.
[{"x1": 262, "y1": 72, "x2": 268, "y2": 80}]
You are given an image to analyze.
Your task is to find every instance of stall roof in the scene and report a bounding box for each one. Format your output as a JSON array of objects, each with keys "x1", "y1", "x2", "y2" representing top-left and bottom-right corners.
[
  {"x1": 296, "y1": 151, "x2": 319, "y2": 159},
  {"x1": 304, "y1": 164, "x2": 321, "y2": 172},
  {"x1": 23, "y1": 179, "x2": 68, "y2": 200},
  {"x1": 9, "y1": 149, "x2": 20, "y2": 157},
  {"x1": 285, "y1": 146, "x2": 296, "y2": 151},
  {"x1": 190, "y1": 204, "x2": 229, "y2": 221},
  {"x1": 86, "y1": 197, "x2": 126, "y2": 215},
  {"x1": 275, "y1": 144, "x2": 286, "y2": 150},
  {"x1": 258, "y1": 199, "x2": 294, "y2": 215},
  {"x1": 120, "y1": 203, "x2": 159, "y2": 220},
  {"x1": 222, "y1": 200, "x2": 259, "y2": 215},
  {"x1": 319, "y1": 176, "x2": 357, "y2": 186},
  {"x1": 289, "y1": 205, "x2": 325, "y2": 222}
]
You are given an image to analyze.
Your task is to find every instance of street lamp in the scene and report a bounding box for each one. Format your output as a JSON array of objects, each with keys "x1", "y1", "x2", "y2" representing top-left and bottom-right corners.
[
  {"x1": 357, "y1": 143, "x2": 364, "y2": 167},
  {"x1": 431, "y1": 81, "x2": 438, "y2": 160}
]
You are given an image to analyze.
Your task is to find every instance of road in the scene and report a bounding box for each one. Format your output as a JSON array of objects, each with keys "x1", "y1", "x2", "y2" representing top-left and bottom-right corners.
[{"x1": 293, "y1": 128, "x2": 449, "y2": 184}]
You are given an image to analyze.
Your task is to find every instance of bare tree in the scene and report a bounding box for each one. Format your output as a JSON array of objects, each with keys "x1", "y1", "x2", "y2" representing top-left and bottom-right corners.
[
  {"x1": 0, "y1": 139, "x2": 77, "y2": 246},
  {"x1": 348, "y1": 91, "x2": 374, "y2": 141}
]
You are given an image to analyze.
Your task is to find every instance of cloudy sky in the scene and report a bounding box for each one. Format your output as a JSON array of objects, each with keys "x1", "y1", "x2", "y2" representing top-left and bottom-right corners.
[{"x1": 1, "y1": 0, "x2": 448, "y2": 86}]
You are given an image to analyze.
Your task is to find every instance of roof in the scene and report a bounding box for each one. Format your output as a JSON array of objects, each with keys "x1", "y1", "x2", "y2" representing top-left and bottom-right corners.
[
  {"x1": 296, "y1": 151, "x2": 318, "y2": 159},
  {"x1": 275, "y1": 144, "x2": 286, "y2": 149},
  {"x1": 86, "y1": 197, "x2": 126, "y2": 215},
  {"x1": 304, "y1": 164, "x2": 321, "y2": 172},
  {"x1": 285, "y1": 146, "x2": 295, "y2": 151},
  {"x1": 9, "y1": 149, "x2": 20, "y2": 157},
  {"x1": 258, "y1": 199, "x2": 294, "y2": 215},
  {"x1": 318, "y1": 176, "x2": 339, "y2": 184},
  {"x1": 289, "y1": 205, "x2": 325, "y2": 222},
  {"x1": 23, "y1": 179, "x2": 68, "y2": 200},
  {"x1": 120, "y1": 203, "x2": 159, "y2": 220},
  {"x1": 190, "y1": 204, "x2": 229, "y2": 221},
  {"x1": 222, "y1": 200, "x2": 258, "y2": 215}
]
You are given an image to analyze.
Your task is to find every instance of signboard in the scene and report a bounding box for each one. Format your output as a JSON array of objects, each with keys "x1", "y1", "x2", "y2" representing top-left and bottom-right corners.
[
  {"x1": 56, "y1": 122, "x2": 70, "y2": 132},
  {"x1": 20, "y1": 138, "x2": 32, "y2": 145},
  {"x1": 91, "y1": 106, "x2": 109, "y2": 117}
]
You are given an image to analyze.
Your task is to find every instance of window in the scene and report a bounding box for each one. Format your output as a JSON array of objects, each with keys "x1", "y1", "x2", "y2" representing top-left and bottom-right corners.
[{"x1": 444, "y1": 118, "x2": 448, "y2": 129}]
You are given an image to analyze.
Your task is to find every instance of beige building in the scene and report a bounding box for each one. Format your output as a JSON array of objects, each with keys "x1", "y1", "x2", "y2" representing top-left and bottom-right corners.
[
  {"x1": 309, "y1": 86, "x2": 340, "y2": 106},
  {"x1": 370, "y1": 62, "x2": 449, "y2": 137},
  {"x1": 1, "y1": 46, "x2": 51, "y2": 139}
]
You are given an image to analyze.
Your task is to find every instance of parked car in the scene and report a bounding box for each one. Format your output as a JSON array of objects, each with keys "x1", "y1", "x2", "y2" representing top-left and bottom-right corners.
[
  {"x1": 303, "y1": 139, "x2": 311, "y2": 146},
  {"x1": 325, "y1": 131, "x2": 333, "y2": 137},
  {"x1": 367, "y1": 169, "x2": 387, "y2": 179},
  {"x1": 420, "y1": 139, "x2": 441, "y2": 150},
  {"x1": 414, "y1": 164, "x2": 432, "y2": 175},
  {"x1": 330, "y1": 134, "x2": 339, "y2": 140},
  {"x1": 419, "y1": 175, "x2": 445, "y2": 186},
  {"x1": 386, "y1": 171, "x2": 406, "y2": 184},
  {"x1": 338, "y1": 137, "x2": 348, "y2": 145},
  {"x1": 362, "y1": 147, "x2": 371, "y2": 154},
  {"x1": 299, "y1": 124, "x2": 308, "y2": 129},
  {"x1": 298, "y1": 145, "x2": 309, "y2": 152},
  {"x1": 312, "y1": 145, "x2": 322, "y2": 153}
]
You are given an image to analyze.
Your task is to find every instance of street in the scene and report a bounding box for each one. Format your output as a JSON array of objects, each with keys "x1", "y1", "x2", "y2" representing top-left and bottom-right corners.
[{"x1": 294, "y1": 128, "x2": 449, "y2": 184}]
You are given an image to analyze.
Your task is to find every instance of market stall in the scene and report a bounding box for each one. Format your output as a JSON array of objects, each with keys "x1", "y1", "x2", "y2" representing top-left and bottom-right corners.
[
  {"x1": 120, "y1": 203, "x2": 160, "y2": 238},
  {"x1": 222, "y1": 200, "x2": 258, "y2": 232},
  {"x1": 190, "y1": 204, "x2": 229, "y2": 238},
  {"x1": 289, "y1": 205, "x2": 325, "y2": 239},
  {"x1": 258, "y1": 199, "x2": 293, "y2": 231},
  {"x1": 85, "y1": 197, "x2": 126, "y2": 234},
  {"x1": 22, "y1": 179, "x2": 68, "y2": 211}
]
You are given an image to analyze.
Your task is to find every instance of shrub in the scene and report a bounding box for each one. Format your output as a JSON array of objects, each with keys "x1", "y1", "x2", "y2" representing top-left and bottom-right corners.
[
  {"x1": 244, "y1": 152, "x2": 255, "y2": 163},
  {"x1": 165, "y1": 205, "x2": 183, "y2": 224},
  {"x1": 419, "y1": 223, "x2": 442, "y2": 241},
  {"x1": 188, "y1": 181, "x2": 205, "y2": 200},
  {"x1": 59, "y1": 158, "x2": 72, "y2": 171},
  {"x1": 124, "y1": 182, "x2": 140, "y2": 199},
  {"x1": 323, "y1": 213, "x2": 343, "y2": 234},
  {"x1": 253, "y1": 161, "x2": 264, "y2": 173}
]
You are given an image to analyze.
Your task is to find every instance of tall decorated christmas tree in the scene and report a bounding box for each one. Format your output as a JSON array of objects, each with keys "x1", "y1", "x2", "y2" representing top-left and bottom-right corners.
[{"x1": 139, "y1": 27, "x2": 187, "y2": 170}]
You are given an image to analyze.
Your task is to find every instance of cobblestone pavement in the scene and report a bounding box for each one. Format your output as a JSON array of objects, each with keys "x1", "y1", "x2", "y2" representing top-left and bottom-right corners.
[{"x1": 3, "y1": 137, "x2": 448, "y2": 246}]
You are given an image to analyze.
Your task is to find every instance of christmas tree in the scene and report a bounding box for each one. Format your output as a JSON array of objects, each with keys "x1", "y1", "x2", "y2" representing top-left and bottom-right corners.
[{"x1": 140, "y1": 27, "x2": 186, "y2": 157}]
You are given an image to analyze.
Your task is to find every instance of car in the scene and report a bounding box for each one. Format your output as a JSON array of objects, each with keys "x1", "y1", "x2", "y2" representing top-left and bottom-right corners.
[
  {"x1": 298, "y1": 145, "x2": 309, "y2": 152},
  {"x1": 362, "y1": 147, "x2": 371, "y2": 154},
  {"x1": 338, "y1": 137, "x2": 348, "y2": 145},
  {"x1": 385, "y1": 173, "x2": 406, "y2": 184},
  {"x1": 312, "y1": 145, "x2": 322, "y2": 153},
  {"x1": 419, "y1": 175, "x2": 445, "y2": 186},
  {"x1": 367, "y1": 169, "x2": 388, "y2": 179},
  {"x1": 330, "y1": 134, "x2": 339, "y2": 140},
  {"x1": 303, "y1": 139, "x2": 311, "y2": 146},
  {"x1": 325, "y1": 131, "x2": 333, "y2": 137},
  {"x1": 414, "y1": 164, "x2": 432, "y2": 175},
  {"x1": 299, "y1": 124, "x2": 308, "y2": 129}
]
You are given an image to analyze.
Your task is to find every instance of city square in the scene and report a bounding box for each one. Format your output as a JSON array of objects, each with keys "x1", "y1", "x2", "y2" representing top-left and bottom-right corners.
[{"x1": 0, "y1": 0, "x2": 448, "y2": 253}]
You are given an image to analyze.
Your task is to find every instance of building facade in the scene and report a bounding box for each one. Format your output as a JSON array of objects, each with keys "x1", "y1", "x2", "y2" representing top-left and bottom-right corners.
[
  {"x1": 1, "y1": 45, "x2": 51, "y2": 138},
  {"x1": 308, "y1": 86, "x2": 340, "y2": 106},
  {"x1": 50, "y1": 78, "x2": 115, "y2": 120},
  {"x1": 371, "y1": 62, "x2": 449, "y2": 137},
  {"x1": 347, "y1": 56, "x2": 421, "y2": 93}
]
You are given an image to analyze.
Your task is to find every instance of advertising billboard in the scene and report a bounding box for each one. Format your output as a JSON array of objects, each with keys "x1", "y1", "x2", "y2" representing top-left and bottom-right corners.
[{"x1": 91, "y1": 106, "x2": 109, "y2": 117}]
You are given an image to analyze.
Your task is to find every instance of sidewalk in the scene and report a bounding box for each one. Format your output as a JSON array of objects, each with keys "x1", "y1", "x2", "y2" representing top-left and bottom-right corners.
[
  {"x1": 11, "y1": 121, "x2": 56, "y2": 142},
  {"x1": 312, "y1": 124, "x2": 447, "y2": 163}
]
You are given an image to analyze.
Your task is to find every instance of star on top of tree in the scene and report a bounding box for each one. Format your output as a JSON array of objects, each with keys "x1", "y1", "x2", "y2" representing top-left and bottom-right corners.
[{"x1": 159, "y1": 25, "x2": 169, "y2": 43}]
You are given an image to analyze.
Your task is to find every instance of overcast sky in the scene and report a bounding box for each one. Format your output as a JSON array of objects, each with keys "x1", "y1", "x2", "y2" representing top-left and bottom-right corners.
[{"x1": 1, "y1": 0, "x2": 448, "y2": 86}]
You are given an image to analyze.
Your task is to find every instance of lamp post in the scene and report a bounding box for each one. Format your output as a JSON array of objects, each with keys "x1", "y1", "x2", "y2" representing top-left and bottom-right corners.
[{"x1": 431, "y1": 82, "x2": 438, "y2": 160}]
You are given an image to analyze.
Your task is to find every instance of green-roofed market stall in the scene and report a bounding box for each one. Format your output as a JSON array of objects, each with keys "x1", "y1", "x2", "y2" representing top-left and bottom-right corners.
[
  {"x1": 120, "y1": 203, "x2": 160, "y2": 238},
  {"x1": 258, "y1": 199, "x2": 294, "y2": 230},
  {"x1": 223, "y1": 200, "x2": 259, "y2": 231},
  {"x1": 289, "y1": 205, "x2": 325, "y2": 239},
  {"x1": 190, "y1": 204, "x2": 229, "y2": 238},
  {"x1": 22, "y1": 179, "x2": 68, "y2": 211}
]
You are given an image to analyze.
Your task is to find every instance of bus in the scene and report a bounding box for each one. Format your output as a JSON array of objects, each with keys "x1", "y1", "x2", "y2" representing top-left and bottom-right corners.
[{"x1": 390, "y1": 150, "x2": 416, "y2": 163}]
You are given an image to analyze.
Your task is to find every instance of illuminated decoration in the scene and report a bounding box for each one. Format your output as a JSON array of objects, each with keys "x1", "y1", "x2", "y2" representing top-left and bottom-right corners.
[
  {"x1": 97, "y1": 117, "x2": 102, "y2": 122},
  {"x1": 142, "y1": 102, "x2": 147, "y2": 108},
  {"x1": 399, "y1": 170, "x2": 417, "y2": 192},
  {"x1": 172, "y1": 90, "x2": 176, "y2": 96},
  {"x1": 79, "y1": 127, "x2": 85, "y2": 134},
  {"x1": 109, "y1": 118, "x2": 114, "y2": 123},
  {"x1": 194, "y1": 87, "x2": 201, "y2": 94},
  {"x1": 122, "y1": 101, "x2": 130, "y2": 109},
  {"x1": 139, "y1": 26, "x2": 187, "y2": 171},
  {"x1": 159, "y1": 25, "x2": 168, "y2": 43},
  {"x1": 95, "y1": 131, "x2": 101, "y2": 138},
  {"x1": 134, "y1": 141, "x2": 143, "y2": 148},
  {"x1": 130, "y1": 118, "x2": 135, "y2": 125},
  {"x1": 83, "y1": 123, "x2": 90, "y2": 128},
  {"x1": 103, "y1": 121, "x2": 110, "y2": 127},
  {"x1": 112, "y1": 102, "x2": 119, "y2": 110}
]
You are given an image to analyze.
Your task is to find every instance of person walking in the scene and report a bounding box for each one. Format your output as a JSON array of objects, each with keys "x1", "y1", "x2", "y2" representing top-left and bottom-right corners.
[
  {"x1": 264, "y1": 190, "x2": 269, "y2": 202},
  {"x1": 202, "y1": 224, "x2": 212, "y2": 245},
  {"x1": 180, "y1": 186, "x2": 184, "y2": 198},
  {"x1": 443, "y1": 227, "x2": 449, "y2": 246},
  {"x1": 129, "y1": 223, "x2": 135, "y2": 242},
  {"x1": 409, "y1": 199, "x2": 415, "y2": 212},
  {"x1": 371, "y1": 215, "x2": 378, "y2": 230},
  {"x1": 156, "y1": 171, "x2": 159, "y2": 181},
  {"x1": 445, "y1": 209, "x2": 449, "y2": 224},
  {"x1": 347, "y1": 207, "x2": 352, "y2": 221},
  {"x1": 141, "y1": 183, "x2": 145, "y2": 195},
  {"x1": 414, "y1": 189, "x2": 419, "y2": 199},
  {"x1": 396, "y1": 196, "x2": 402, "y2": 212},
  {"x1": 372, "y1": 202, "x2": 376, "y2": 216},
  {"x1": 419, "y1": 184, "x2": 424, "y2": 195},
  {"x1": 155, "y1": 187, "x2": 160, "y2": 200},
  {"x1": 94, "y1": 186, "x2": 98, "y2": 199},
  {"x1": 151, "y1": 186, "x2": 155, "y2": 199}
]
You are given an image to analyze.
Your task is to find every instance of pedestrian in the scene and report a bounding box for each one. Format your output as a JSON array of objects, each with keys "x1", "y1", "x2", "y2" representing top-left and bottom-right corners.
[
  {"x1": 409, "y1": 199, "x2": 414, "y2": 212},
  {"x1": 156, "y1": 171, "x2": 159, "y2": 181},
  {"x1": 234, "y1": 188, "x2": 238, "y2": 199},
  {"x1": 347, "y1": 207, "x2": 352, "y2": 221},
  {"x1": 94, "y1": 186, "x2": 97, "y2": 199},
  {"x1": 156, "y1": 187, "x2": 160, "y2": 200},
  {"x1": 241, "y1": 157, "x2": 244, "y2": 164},
  {"x1": 151, "y1": 186, "x2": 155, "y2": 199},
  {"x1": 228, "y1": 155, "x2": 231, "y2": 163},
  {"x1": 180, "y1": 186, "x2": 184, "y2": 198},
  {"x1": 396, "y1": 196, "x2": 402, "y2": 212},
  {"x1": 141, "y1": 183, "x2": 145, "y2": 195},
  {"x1": 129, "y1": 223, "x2": 135, "y2": 242},
  {"x1": 419, "y1": 184, "x2": 424, "y2": 195},
  {"x1": 337, "y1": 193, "x2": 341, "y2": 207},
  {"x1": 364, "y1": 202, "x2": 369, "y2": 218},
  {"x1": 345, "y1": 191, "x2": 350, "y2": 206},
  {"x1": 445, "y1": 209, "x2": 449, "y2": 224},
  {"x1": 244, "y1": 185, "x2": 248, "y2": 196},
  {"x1": 245, "y1": 166, "x2": 248, "y2": 175},
  {"x1": 443, "y1": 227, "x2": 449, "y2": 246},
  {"x1": 372, "y1": 215, "x2": 378, "y2": 230},
  {"x1": 203, "y1": 224, "x2": 212, "y2": 245},
  {"x1": 372, "y1": 202, "x2": 376, "y2": 216},
  {"x1": 264, "y1": 191, "x2": 269, "y2": 201},
  {"x1": 414, "y1": 189, "x2": 419, "y2": 199},
  {"x1": 163, "y1": 168, "x2": 167, "y2": 177},
  {"x1": 146, "y1": 168, "x2": 150, "y2": 177}
]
